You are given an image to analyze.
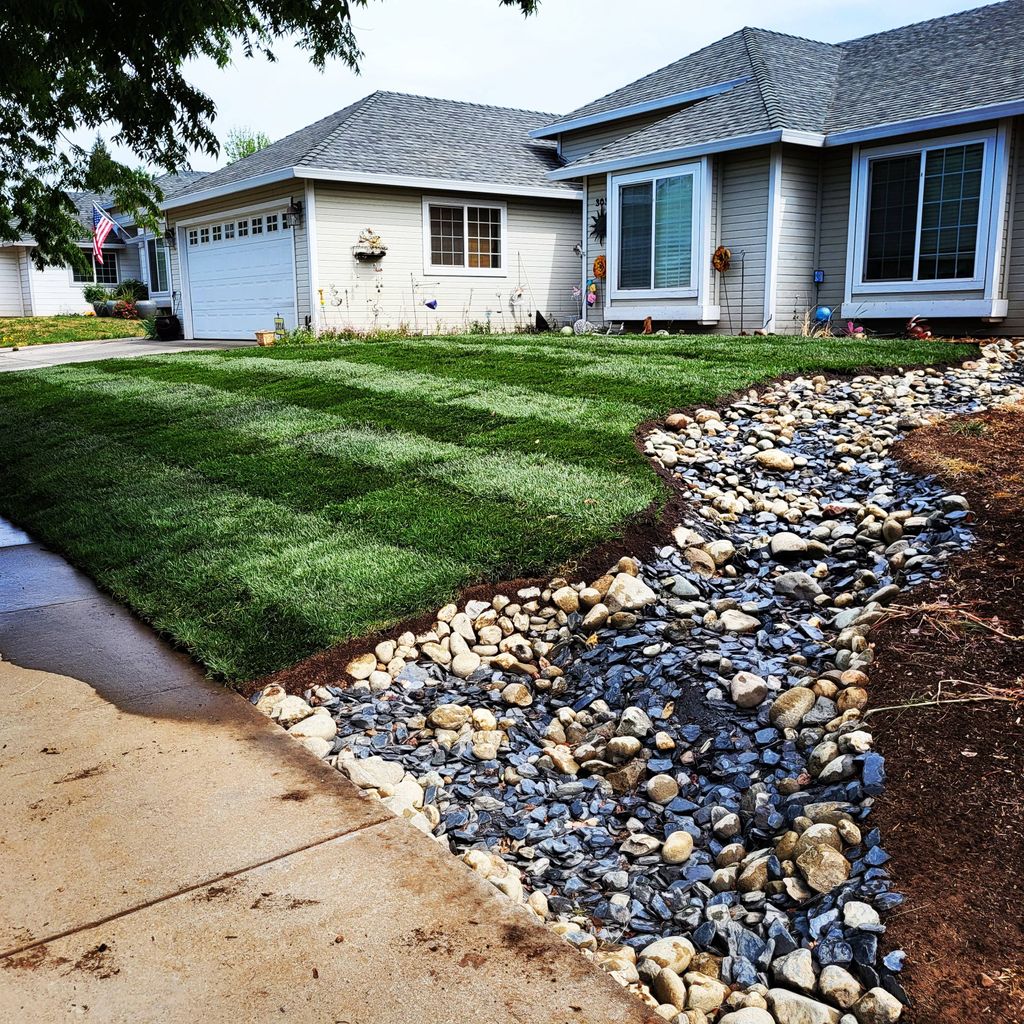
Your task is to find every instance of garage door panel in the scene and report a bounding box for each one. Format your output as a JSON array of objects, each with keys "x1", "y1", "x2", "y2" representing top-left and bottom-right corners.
[{"x1": 186, "y1": 226, "x2": 297, "y2": 340}]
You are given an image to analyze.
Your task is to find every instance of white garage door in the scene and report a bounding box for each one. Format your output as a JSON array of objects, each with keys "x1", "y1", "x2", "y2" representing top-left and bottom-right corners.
[
  {"x1": 0, "y1": 247, "x2": 26, "y2": 316},
  {"x1": 185, "y1": 212, "x2": 297, "y2": 340}
]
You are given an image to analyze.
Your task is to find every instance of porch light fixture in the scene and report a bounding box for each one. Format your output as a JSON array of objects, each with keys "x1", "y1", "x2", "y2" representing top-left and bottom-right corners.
[
  {"x1": 284, "y1": 198, "x2": 304, "y2": 228},
  {"x1": 163, "y1": 227, "x2": 176, "y2": 248}
]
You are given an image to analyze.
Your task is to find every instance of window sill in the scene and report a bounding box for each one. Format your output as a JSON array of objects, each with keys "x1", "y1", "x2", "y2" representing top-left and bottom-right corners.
[
  {"x1": 424, "y1": 266, "x2": 507, "y2": 278},
  {"x1": 604, "y1": 302, "x2": 720, "y2": 323},
  {"x1": 842, "y1": 298, "x2": 1007, "y2": 319}
]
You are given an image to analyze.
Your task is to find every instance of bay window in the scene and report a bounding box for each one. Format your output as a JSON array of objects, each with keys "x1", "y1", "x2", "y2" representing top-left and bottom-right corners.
[
  {"x1": 853, "y1": 130, "x2": 997, "y2": 291},
  {"x1": 610, "y1": 162, "x2": 701, "y2": 297}
]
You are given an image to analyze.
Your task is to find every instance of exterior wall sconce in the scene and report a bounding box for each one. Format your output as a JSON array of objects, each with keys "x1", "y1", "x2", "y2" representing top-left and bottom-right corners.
[
  {"x1": 285, "y1": 199, "x2": 304, "y2": 228},
  {"x1": 163, "y1": 226, "x2": 176, "y2": 248}
]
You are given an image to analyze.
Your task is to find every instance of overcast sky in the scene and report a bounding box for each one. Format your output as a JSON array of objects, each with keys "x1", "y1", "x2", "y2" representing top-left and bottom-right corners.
[{"x1": 96, "y1": 0, "x2": 990, "y2": 170}]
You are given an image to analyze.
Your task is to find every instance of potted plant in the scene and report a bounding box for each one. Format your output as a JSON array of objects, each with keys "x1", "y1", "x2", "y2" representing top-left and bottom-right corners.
[
  {"x1": 83, "y1": 284, "x2": 111, "y2": 315},
  {"x1": 352, "y1": 227, "x2": 387, "y2": 262},
  {"x1": 115, "y1": 279, "x2": 156, "y2": 318}
]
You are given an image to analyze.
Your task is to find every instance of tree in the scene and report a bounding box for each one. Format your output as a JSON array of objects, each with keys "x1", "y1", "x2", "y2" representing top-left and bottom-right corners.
[
  {"x1": 0, "y1": 0, "x2": 537, "y2": 268},
  {"x1": 225, "y1": 127, "x2": 273, "y2": 164}
]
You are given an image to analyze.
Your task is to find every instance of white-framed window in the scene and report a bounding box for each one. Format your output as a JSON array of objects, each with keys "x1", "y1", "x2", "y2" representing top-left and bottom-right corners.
[
  {"x1": 72, "y1": 251, "x2": 119, "y2": 285},
  {"x1": 199, "y1": 226, "x2": 210, "y2": 244},
  {"x1": 251, "y1": 216, "x2": 263, "y2": 235},
  {"x1": 237, "y1": 220, "x2": 249, "y2": 237},
  {"x1": 188, "y1": 228, "x2": 199, "y2": 246},
  {"x1": 266, "y1": 213, "x2": 279, "y2": 232},
  {"x1": 608, "y1": 161, "x2": 702, "y2": 299},
  {"x1": 146, "y1": 238, "x2": 171, "y2": 294},
  {"x1": 224, "y1": 222, "x2": 235, "y2": 240},
  {"x1": 850, "y1": 129, "x2": 1000, "y2": 293},
  {"x1": 212, "y1": 224, "x2": 222, "y2": 242},
  {"x1": 422, "y1": 198, "x2": 507, "y2": 275}
]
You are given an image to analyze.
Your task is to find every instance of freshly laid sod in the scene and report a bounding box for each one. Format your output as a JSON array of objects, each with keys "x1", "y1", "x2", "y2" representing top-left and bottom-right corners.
[
  {"x1": 0, "y1": 333, "x2": 958, "y2": 680},
  {"x1": 0, "y1": 315, "x2": 147, "y2": 347}
]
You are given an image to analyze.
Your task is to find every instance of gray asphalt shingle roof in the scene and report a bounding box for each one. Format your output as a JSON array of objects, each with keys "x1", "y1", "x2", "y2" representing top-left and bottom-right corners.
[
  {"x1": 171, "y1": 92, "x2": 577, "y2": 202},
  {"x1": 555, "y1": 0, "x2": 1024, "y2": 172}
]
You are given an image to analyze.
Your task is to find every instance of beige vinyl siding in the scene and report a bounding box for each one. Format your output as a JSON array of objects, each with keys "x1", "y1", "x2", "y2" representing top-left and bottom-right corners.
[
  {"x1": 815, "y1": 146, "x2": 852, "y2": 317},
  {"x1": 559, "y1": 113, "x2": 673, "y2": 164},
  {"x1": 774, "y1": 146, "x2": 821, "y2": 333},
  {"x1": 166, "y1": 182, "x2": 309, "y2": 325},
  {"x1": 0, "y1": 247, "x2": 26, "y2": 315},
  {"x1": 992, "y1": 116, "x2": 1023, "y2": 334},
  {"x1": 28, "y1": 245, "x2": 142, "y2": 316},
  {"x1": 717, "y1": 147, "x2": 770, "y2": 334},
  {"x1": 312, "y1": 182, "x2": 581, "y2": 333}
]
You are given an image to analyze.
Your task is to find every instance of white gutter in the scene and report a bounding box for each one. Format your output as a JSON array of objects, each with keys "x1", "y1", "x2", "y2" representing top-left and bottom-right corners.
[
  {"x1": 529, "y1": 76, "x2": 752, "y2": 140},
  {"x1": 294, "y1": 167, "x2": 581, "y2": 201},
  {"x1": 823, "y1": 98, "x2": 1024, "y2": 146},
  {"x1": 160, "y1": 165, "x2": 582, "y2": 211}
]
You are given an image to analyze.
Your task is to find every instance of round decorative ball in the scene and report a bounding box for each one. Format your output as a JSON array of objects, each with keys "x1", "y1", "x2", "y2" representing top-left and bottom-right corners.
[
  {"x1": 560, "y1": 325, "x2": 573, "y2": 335},
  {"x1": 813, "y1": 305, "x2": 833, "y2": 323}
]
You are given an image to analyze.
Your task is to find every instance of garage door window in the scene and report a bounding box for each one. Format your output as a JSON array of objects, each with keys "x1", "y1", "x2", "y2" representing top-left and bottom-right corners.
[
  {"x1": 224, "y1": 222, "x2": 235, "y2": 240},
  {"x1": 212, "y1": 225, "x2": 222, "y2": 242},
  {"x1": 266, "y1": 214, "x2": 279, "y2": 232},
  {"x1": 251, "y1": 217, "x2": 263, "y2": 235},
  {"x1": 238, "y1": 220, "x2": 249, "y2": 237}
]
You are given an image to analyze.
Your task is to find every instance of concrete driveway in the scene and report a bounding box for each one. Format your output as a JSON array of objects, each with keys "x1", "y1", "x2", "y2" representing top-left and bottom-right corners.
[{"x1": 0, "y1": 337, "x2": 254, "y2": 372}]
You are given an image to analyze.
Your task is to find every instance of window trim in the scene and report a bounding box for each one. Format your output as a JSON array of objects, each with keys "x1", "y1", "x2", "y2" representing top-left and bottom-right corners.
[
  {"x1": 69, "y1": 248, "x2": 120, "y2": 287},
  {"x1": 607, "y1": 160, "x2": 703, "y2": 301},
  {"x1": 421, "y1": 196, "x2": 508, "y2": 277},
  {"x1": 145, "y1": 237, "x2": 172, "y2": 296},
  {"x1": 848, "y1": 128, "x2": 1001, "y2": 296}
]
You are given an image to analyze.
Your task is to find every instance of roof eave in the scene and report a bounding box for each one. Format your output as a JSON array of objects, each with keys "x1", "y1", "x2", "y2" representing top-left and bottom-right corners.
[
  {"x1": 548, "y1": 130, "x2": 788, "y2": 179},
  {"x1": 530, "y1": 76, "x2": 753, "y2": 139},
  {"x1": 824, "y1": 98, "x2": 1024, "y2": 145},
  {"x1": 160, "y1": 167, "x2": 298, "y2": 211},
  {"x1": 295, "y1": 167, "x2": 582, "y2": 200}
]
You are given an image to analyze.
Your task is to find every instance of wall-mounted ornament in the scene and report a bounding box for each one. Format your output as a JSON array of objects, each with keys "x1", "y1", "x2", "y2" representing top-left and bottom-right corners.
[
  {"x1": 424, "y1": 299, "x2": 438, "y2": 310},
  {"x1": 592, "y1": 255, "x2": 606, "y2": 280},
  {"x1": 353, "y1": 227, "x2": 387, "y2": 262},
  {"x1": 589, "y1": 197, "x2": 606, "y2": 245}
]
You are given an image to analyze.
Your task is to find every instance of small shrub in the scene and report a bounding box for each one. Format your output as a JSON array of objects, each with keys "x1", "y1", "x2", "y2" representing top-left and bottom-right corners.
[
  {"x1": 83, "y1": 284, "x2": 110, "y2": 304},
  {"x1": 114, "y1": 279, "x2": 148, "y2": 301},
  {"x1": 112, "y1": 299, "x2": 139, "y2": 319}
]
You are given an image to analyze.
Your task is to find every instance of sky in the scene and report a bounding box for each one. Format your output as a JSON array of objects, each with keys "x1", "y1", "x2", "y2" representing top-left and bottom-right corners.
[{"x1": 89, "y1": 0, "x2": 991, "y2": 170}]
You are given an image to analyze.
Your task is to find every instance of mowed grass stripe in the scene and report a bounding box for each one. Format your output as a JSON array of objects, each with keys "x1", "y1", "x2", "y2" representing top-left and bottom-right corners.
[
  {"x1": 20, "y1": 366, "x2": 647, "y2": 523},
  {"x1": 0, "y1": 333, "x2": 959, "y2": 680},
  {"x1": 128, "y1": 351, "x2": 653, "y2": 432},
  {"x1": 0, "y1": 415, "x2": 475, "y2": 677}
]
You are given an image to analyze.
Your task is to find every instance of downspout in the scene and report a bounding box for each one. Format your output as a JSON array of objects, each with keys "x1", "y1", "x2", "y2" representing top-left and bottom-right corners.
[
  {"x1": 305, "y1": 180, "x2": 320, "y2": 334},
  {"x1": 763, "y1": 142, "x2": 783, "y2": 331},
  {"x1": 581, "y1": 177, "x2": 589, "y2": 322}
]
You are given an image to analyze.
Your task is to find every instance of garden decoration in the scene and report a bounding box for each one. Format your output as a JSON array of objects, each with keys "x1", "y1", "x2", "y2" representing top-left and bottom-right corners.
[
  {"x1": 589, "y1": 197, "x2": 606, "y2": 245},
  {"x1": 906, "y1": 316, "x2": 933, "y2": 339},
  {"x1": 424, "y1": 299, "x2": 438, "y2": 310},
  {"x1": 592, "y1": 254, "x2": 606, "y2": 279},
  {"x1": 814, "y1": 305, "x2": 833, "y2": 323},
  {"x1": 711, "y1": 245, "x2": 732, "y2": 273}
]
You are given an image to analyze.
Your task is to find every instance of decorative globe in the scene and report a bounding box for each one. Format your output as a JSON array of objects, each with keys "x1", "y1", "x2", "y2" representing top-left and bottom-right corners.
[
  {"x1": 813, "y1": 305, "x2": 832, "y2": 323},
  {"x1": 560, "y1": 325, "x2": 573, "y2": 335}
]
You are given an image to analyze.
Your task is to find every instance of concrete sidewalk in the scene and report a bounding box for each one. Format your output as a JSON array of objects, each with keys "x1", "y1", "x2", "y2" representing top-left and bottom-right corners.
[
  {"x1": 0, "y1": 519, "x2": 653, "y2": 1023},
  {"x1": 0, "y1": 337, "x2": 252, "y2": 372}
]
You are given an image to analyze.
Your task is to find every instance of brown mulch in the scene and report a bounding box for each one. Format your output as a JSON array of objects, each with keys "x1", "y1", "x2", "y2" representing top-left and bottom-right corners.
[{"x1": 869, "y1": 405, "x2": 1024, "y2": 1024}]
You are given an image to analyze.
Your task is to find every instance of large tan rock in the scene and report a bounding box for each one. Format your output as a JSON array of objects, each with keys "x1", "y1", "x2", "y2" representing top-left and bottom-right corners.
[
  {"x1": 345, "y1": 652, "x2": 377, "y2": 680},
  {"x1": 769, "y1": 687, "x2": 816, "y2": 728},
  {"x1": 796, "y1": 843, "x2": 851, "y2": 893},
  {"x1": 605, "y1": 573, "x2": 658, "y2": 613}
]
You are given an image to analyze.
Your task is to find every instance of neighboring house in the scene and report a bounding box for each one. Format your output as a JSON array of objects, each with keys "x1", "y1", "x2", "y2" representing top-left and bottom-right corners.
[
  {"x1": 534, "y1": 0, "x2": 1024, "y2": 335},
  {"x1": 159, "y1": 92, "x2": 582, "y2": 339},
  {"x1": 0, "y1": 171, "x2": 206, "y2": 317}
]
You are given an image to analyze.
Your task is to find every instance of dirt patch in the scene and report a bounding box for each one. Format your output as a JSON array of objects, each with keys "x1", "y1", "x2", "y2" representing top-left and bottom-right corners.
[{"x1": 869, "y1": 405, "x2": 1024, "y2": 1024}]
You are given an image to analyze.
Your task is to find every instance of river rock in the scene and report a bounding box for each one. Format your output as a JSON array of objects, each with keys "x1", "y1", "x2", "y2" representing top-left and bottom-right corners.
[
  {"x1": 852, "y1": 989, "x2": 903, "y2": 1023},
  {"x1": 720, "y1": 609, "x2": 760, "y2": 633},
  {"x1": 797, "y1": 843, "x2": 851, "y2": 893},
  {"x1": 662, "y1": 830, "x2": 694, "y2": 864},
  {"x1": 731, "y1": 671, "x2": 768, "y2": 708},
  {"x1": 605, "y1": 572, "x2": 657, "y2": 612},
  {"x1": 767, "y1": 989, "x2": 841, "y2": 1024},
  {"x1": 818, "y1": 965, "x2": 863, "y2": 1009},
  {"x1": 769, "y1": 687, "x2": 816, "y2": 728},
  {"x1": 640, "y1": 935, "x2": 695, "y2": 973},
  {"x1": 755, "y1": 449, "x2": 795, "y2": 472}
]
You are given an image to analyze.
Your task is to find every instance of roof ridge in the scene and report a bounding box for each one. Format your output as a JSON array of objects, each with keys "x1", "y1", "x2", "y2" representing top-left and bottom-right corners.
[
  {"x1": 369, "y1": 89, "x2": 561, "y2": 119},
  {"x1": 840, "y1": 0, "x2": 1018, "y2": 46},
  {"x1": 299, "y1": 91, "x2": 382, "y2": 167},
  {"x1": 740, "y1": 27, "x2": 779, "y2": 128}
]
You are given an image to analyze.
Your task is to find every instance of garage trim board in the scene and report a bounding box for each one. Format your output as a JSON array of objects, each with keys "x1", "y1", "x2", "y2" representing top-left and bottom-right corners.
[{"x1": 177, "y1": 199, "x2": 298, "y2": 341}]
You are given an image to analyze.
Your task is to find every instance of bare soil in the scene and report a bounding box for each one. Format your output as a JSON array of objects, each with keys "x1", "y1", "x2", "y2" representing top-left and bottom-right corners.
[{"x1": 869, "y1": 406, "x2": 1024, "y2": 1024}]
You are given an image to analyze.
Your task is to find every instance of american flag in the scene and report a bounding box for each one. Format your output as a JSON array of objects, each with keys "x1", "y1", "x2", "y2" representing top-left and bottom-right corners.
[{"x1": 92, "y1": 204, "x2": 117, "y2": 264}]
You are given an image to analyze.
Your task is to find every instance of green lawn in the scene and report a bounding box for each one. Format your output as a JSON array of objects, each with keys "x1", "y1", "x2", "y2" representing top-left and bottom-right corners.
[
  {"x1": 0, "y1": 333, "x2": 959, "y2": 681},
  {"x1": 0, "y1": 315, "x2": 147, "y2": 346}
]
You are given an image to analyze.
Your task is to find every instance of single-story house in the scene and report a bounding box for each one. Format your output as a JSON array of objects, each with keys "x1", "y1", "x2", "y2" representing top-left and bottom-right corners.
[
  {"x1": 159, "y1": 92, "x2": 583, "y2": 339},
  {"x1": 0, "y1": 172, "x2": 206, "y2": 316},
  {"x1": 534, "y1": 0, "x2": 1024, "y2": 335}
]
